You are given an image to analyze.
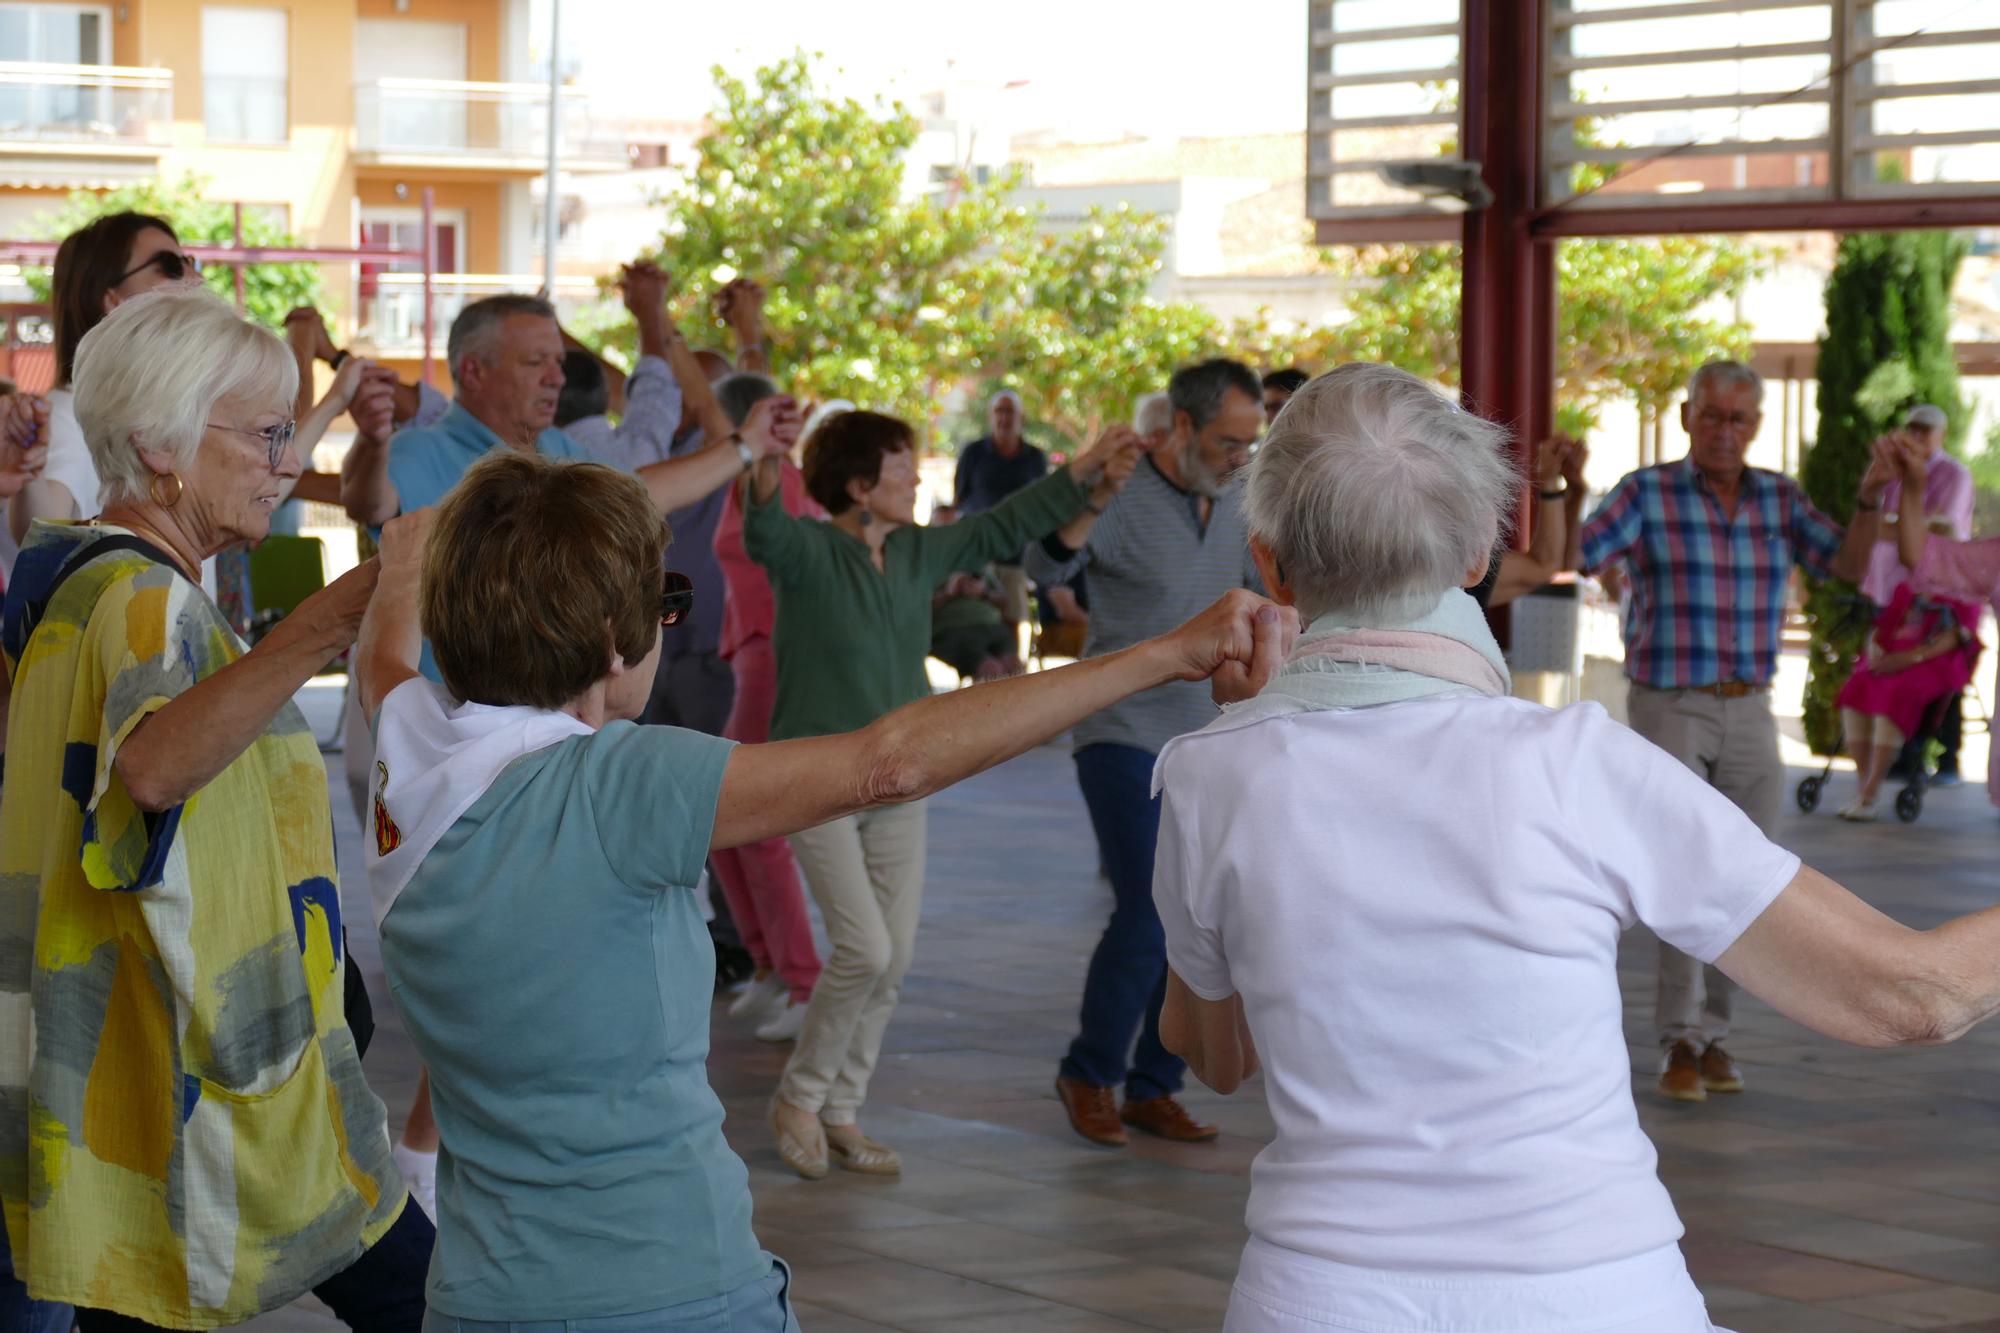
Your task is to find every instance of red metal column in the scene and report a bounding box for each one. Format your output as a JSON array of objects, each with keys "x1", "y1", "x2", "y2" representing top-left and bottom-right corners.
[{"x1": 1460, "y1": 0, "x2": 1555, "y2": 546}]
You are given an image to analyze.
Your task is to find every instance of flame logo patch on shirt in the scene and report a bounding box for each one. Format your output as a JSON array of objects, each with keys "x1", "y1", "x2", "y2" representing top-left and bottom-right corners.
[{"x1": 372, "y1": 759, "x2": 402, "y2": 857}]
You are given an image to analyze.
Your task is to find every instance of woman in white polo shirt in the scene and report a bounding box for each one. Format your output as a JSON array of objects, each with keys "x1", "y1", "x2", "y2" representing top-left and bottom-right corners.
[{"x1": 1153, "y1": 363, "x2": 2000, "y2": 1333}]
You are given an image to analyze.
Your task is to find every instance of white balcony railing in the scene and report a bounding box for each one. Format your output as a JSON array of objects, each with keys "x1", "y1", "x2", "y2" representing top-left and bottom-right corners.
[
  {"x1": 353, "y1": 78, "x2": 627, "y2": 167},
  {"x1": 0, "y1": 62, "x2": 172, "y2": 150},
  {"x1": 352, "y1": 273, "x2": 604, "y2": 357}
]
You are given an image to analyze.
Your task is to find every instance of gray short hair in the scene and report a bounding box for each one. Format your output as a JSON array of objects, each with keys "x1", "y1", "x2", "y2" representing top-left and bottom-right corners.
[
  {"x1": 448, "y1": 293, "x2": 556, "y2": 390},
  {"x1": 1168, "y1": 358, "x2": 1261, "y2": 431},
  {"x1": 72, "y1": 288, "x2": 297, "y2": 507},
  {"x1": 1688, "y1": 360, "x2": 1764, "y2": 407},
  {"x1": 1242, "y1": 364, "x2": 1519, "y2": 622},
  {"x1": 1133, "y1": 390, "x2": 1171, "y2": 437},
  {"x1": 715, "y1": 372, "x2": 778, "y2": 427}
]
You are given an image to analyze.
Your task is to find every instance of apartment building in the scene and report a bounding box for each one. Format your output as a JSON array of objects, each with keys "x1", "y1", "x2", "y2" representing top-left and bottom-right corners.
[{"x1": 0, "y1": 0, "x2": 626, "y2": 378}]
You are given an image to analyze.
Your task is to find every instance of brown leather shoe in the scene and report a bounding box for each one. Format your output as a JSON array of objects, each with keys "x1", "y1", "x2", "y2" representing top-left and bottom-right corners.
[
  {"x1": 1120, "y1": 1094, "x2": 1220, "y2": 1142},
  {"x1": 1056, "y1": 1076, "x2": 1127, "y2": 1147},
  {"x1": 1700, "y1": 1041, "x2": 1744, "y2": 1094},
  {"x1": 1658, "y1": 1040, "x2": 1706, "y2": 1102}
]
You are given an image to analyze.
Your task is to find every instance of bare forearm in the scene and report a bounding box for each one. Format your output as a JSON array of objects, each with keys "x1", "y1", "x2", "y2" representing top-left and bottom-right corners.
[
  {"x1": 116, "y1": 608, "x2": 354, "y2": 810},
  {"x1": 356, "y1": 566, "x2": 422, "y2": 722},
  {"x1": 1563, "y1": 493, "x2": 1586, "y2": 571},
  {"x1": 861, "y1": 640, "x2": 1179, "y2": 804},
  {"x1": 664, "y1": 331, "x2": 733, "y2": 442},
  {"x1": 1898, "y1": 485, "x2": 1930, "y2": 570},
  {"x1": 636, "y1": 439, "x2": 741, "y2": 513},
  {"x1": 287, "y1": 471, "x2": 343, "y2": 506},
  {"x1": 1831, "y1": 511, "x2": 1881, "y2": 582},
  {"x1": 341, "y1": 438, "x2": 397, "y2": 525},
  {"x1": 1526, "y1": 493, "x2": 1565, "y2": 576}
]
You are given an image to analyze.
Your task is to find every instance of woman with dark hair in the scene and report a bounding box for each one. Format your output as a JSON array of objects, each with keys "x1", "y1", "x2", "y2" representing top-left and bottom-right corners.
[
  {"x1": 747, "y1": 409, "x2": 1141, "y2": 1178},
  {"x1": 8, "y1": 212, "x2": 196, "y2": 546}
]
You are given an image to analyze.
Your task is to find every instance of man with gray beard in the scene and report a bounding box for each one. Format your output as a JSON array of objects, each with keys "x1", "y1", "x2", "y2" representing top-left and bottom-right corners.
[{"x1": 1025, "y1": 357, "x2": 1266, "y2": 1148}]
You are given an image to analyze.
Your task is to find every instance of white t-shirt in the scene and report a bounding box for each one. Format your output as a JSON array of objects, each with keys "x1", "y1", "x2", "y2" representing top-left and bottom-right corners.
[{"x1": 1152, "y1": 696, "x2": 1797, "y2": 1279}]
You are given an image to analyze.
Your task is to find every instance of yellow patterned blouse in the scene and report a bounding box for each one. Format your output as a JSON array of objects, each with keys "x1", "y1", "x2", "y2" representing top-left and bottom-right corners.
[{"x1": 0, "y1": 522, "x2": 404, "y2": 1328}]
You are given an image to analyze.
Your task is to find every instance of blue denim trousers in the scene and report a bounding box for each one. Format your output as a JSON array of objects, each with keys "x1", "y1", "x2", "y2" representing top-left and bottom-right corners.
[
  {"x1": 0, "y1": 1221, "x2": 69, "y2": 1333},
  {"x1": 424, "y1": 1258, "x2": 799, "y2": 1333},
  {"x1": 1061, "y1": 742, "x2": 1183, "y2": 1100}
]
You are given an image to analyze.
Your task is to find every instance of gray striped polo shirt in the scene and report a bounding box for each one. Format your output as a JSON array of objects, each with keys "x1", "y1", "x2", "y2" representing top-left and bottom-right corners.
[{"x1": 1024, "y1": 456, "x2": 1263, "y2": 756}]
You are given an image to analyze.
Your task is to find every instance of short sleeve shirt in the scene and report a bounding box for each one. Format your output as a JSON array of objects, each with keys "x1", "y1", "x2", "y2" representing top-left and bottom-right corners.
[
  {"x1": 1152, "y1": 696, "x2": 1796, "y2": 1276},
  {"x1": 379, "y1": 721, "x2": 767, "y2": 1319},
  {"x1": 0, "y1": 522, "x2": 403, "y2": 1325}
]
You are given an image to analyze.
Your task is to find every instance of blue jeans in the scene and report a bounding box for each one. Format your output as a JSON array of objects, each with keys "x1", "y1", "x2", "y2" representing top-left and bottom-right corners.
[
  {"x1": 0, "y1": 1222, "x2": 69, "y2": 1333},
  {"x1": 77, "y1": 1196, "x2": 433, "y2": 1333},
  {"x1": 1061, "y1": 743, "x2": 1182, "y2": 1100},
  {"x1": 424, "y1": 1258, "x2": 799, "y2": 1333}
]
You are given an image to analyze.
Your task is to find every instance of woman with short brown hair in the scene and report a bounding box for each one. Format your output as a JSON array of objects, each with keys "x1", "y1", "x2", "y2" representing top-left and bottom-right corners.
[
  {"x1": 745, "y1": 409, "x2": 1142, "y2": 1177},
  {"x1": 357, "y1": 447, "x2": 1288, "y2": 1327}
]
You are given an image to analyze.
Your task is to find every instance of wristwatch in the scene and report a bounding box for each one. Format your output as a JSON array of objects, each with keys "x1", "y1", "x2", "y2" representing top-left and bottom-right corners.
[{"x1": 732, "y1": 432, "x2": 755, "y2": 471}]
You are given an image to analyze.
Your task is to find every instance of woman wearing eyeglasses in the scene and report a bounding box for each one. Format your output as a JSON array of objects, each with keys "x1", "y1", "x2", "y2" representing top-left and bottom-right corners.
[{"x1": 0, "y1": 289, "x2": 430, "y2": 1329}]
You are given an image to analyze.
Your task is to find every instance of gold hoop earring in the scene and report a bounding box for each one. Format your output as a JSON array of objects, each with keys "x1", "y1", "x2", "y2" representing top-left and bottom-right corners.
[{"x1": 148, "y1": 471, "x2": 184, "y2": 509}]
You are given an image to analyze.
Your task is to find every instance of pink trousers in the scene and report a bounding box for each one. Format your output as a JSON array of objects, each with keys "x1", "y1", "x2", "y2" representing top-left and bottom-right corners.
[{"x1": 714, "y1": 636, "x2": 823, "y2": 1000}]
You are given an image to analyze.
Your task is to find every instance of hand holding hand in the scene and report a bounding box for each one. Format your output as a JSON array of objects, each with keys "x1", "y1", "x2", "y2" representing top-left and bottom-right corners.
[
  {"x1": 348, "y1": 368, "x2": 397, "y2": 444},
  {"x1": 741, "y1": 394, "x2": 802, "y2": 459},
  {"x1": 621, "y1": 260, "x2": 672, "y2": 323},
  {"x1": 1533, "y1": 435, "x2": 1574, "y2": 491},
  {"x1": 376, "y1": 508, "x2": 433, "y2": 580},
  {"x1": 1561, "y1": 436, "x2": 1589, "y2": 492},
  {"x1": 300, "y1": 555, "x2": 381, "y2": 650},
  {"x1": 1155, "y1": 589, "x2": 1300, "y2": 697},
  {"x1": 1860, "y1": 433, "x2": 1905, "y2": 505},
  {"x1": 1072, "y1": 424, "x2": 1139, "y2": 488},
  {"x1": 726, "y1": 279, "x2": 766, "y2": 333},
  {"x1": 0, "y1": 394, "x2": 47, "y2": 499}
]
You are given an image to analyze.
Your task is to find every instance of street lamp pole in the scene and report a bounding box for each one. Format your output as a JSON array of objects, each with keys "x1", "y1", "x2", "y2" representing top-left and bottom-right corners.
[{"x1": 542, "y1": 0, "x2": 562, "y2": 296}]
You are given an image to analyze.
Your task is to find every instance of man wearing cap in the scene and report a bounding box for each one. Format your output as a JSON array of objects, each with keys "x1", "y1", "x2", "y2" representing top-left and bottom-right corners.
[
  {"x1": 1866, "y1": 404, "x2": 1975, "y2": 784},
  {"x1": 1579, "y1": 360, "x2": 1886, "y2": 1104},
  {"x1": 955, "y1": 389, "x2": 1048, "y2": 627}
]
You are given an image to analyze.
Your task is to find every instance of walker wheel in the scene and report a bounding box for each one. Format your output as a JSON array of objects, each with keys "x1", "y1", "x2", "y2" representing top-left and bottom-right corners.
[
  {"x1": 1795, "y1": 777, "x2": 1823, "y2": 814},
  {"x1": 1895, "y1": 787, "x2": 1923, "y2": 823}
]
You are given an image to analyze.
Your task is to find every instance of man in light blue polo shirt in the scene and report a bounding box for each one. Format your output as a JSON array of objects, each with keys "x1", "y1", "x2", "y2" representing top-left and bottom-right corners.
[{"x1": 341, "y1": 292, "x2": 798, "y2": 683}]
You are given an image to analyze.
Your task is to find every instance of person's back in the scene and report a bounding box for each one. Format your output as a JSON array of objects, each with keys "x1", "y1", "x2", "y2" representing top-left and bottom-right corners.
[
  {"x1": 381, "y1": 719, "x2": 764, "y2": 1317},
  {"x1": 1154, "y1": 695, "x2": 1796, "y2": 1278}
]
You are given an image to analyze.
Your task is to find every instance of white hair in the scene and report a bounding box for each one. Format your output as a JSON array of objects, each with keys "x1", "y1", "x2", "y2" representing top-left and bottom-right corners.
[
  {"x1": 988, "y1": 388, "x2": 1021, "y2": 411},
  {"x1": 72, "y1": 288, "x2": 298, "y2": 507},
  {"x1": 802, "y1": 398, "x2": 854, "y2": 446},
  {"x1": 1242, "y1": 364, "x2": 1520, "y2": 622},
  {"x1": 1133, "y1": 390, "x2": 1171, "y2": 437},
  {"x1": 1687, "y1": 360, "x2": 1764, "y2": 408}
]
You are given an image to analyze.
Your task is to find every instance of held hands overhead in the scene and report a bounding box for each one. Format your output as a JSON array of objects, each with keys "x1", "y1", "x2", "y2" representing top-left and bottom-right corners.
[
  {"x1": 0, "y1": 394, "x2": 50, "y2": 499},
  {"x1": 741, "y1": 394, "x2": 803, "y2": 459}
]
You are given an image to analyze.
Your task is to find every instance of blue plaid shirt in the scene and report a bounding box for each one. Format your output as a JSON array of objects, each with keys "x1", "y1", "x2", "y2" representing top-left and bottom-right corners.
[{"x1": 1580, "y1": 460, "x2": 1845, "y2": 689}]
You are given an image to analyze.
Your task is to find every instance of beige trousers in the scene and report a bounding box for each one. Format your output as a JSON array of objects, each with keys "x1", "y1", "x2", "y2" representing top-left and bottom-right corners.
[
  {"x1": 776, "y1": 800, "x2": 928, "y2": 1124},
  {"x1": 1625, "y1": 684, "x2": 1783, "y2": 1050},
  {"x1": 994, "y1": 564, "x2": 1032, "y2": 625}
]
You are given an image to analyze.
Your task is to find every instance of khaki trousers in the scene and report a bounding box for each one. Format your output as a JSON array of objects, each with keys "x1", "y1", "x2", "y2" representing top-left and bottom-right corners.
[
  {"x1": 994, "y1": 564, "x2": 1032, "y2": 625},
  {"x1": 776, "y1": 800, "x2": 928, "y2": 1124},
  {"x1": 1625, "y1": 684, "x2": 1783, "y2": 1050}
]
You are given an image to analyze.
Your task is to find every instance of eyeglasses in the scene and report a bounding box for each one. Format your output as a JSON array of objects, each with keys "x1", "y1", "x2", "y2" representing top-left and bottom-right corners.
[
  {"x1": 662, "y1": 570, "x2": 694, "y2": 627},
  {"x1": 1695, "y1": 408, "x2": 1759, "y2": 432},
  {"x1": 207, "y1": 418, "x2": 298, "y2": 471},
  {"x1": 117, "y1": 250, "x2": 202, "y2": 285}
]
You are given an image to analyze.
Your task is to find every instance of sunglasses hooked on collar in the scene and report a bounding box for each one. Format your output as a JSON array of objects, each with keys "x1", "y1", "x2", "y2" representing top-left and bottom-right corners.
[
  {"x1": 662, "y1": 570, "x2": 694, "y2": 627},
  {"x1": 118, "y1": 250, "x2": 203, "y2": 285}
]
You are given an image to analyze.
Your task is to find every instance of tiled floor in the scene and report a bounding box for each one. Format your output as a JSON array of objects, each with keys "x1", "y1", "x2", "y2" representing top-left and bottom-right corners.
[{"x1": 247, "y1": 682, "x2": 2000, "y2": 1331}]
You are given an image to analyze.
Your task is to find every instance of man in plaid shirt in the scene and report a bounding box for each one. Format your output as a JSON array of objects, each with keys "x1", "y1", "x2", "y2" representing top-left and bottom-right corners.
[{"x1": 1580, "y1": 360, "x2": 1889, "y2": 1104}]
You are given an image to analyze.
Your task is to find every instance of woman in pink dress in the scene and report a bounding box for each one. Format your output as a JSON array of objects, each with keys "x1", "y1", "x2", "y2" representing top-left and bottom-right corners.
[
  {"x1": 1888, "y1": 434, "x2": 2000, "y2": 808},
  {"x1": 709, "y1": 385, "x2": 834, "y2": 1041},
  {"x1": 1833, "y1": 582, "x2": 1980, "y2": 821}
]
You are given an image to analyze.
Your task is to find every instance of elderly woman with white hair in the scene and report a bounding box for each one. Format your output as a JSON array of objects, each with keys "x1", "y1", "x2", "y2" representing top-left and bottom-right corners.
[
  {"x1": 0, "y1": 289, "x2": 428, "y2": 1329},
  {"x1": 1153, "y1": 362, "x2": 2000, "y2": 1333}
]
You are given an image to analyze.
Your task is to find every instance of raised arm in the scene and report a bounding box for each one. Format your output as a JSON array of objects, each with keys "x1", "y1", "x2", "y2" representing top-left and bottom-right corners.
[
  {"x1": 633, "y1": 392, "x2": 795, "y2": 514},
  {"x1": 710, "y1": 593, "x2": 1297, "y2": 851},
  {"x1": 717, "y1": 278, "x2": 770, "y2": 376},
  {"x1": 339, "y1": 374, "x2": 403, "y2": 526},
  {"x1": 356, "y1": 510, "x2": 431, "y2": 723},
  {"x1": 117, "y1": 557, "x2": 379, "y2": 811},
  {"x1": 928, "y1": 428, "x2": 1140, "y2": 581},
  {"x1": 1488, "y1": 435, "x2": 1578, "y2": 608},
  {"x1": 1717, "y1": 863, "x2": 2000, "y2": 1048}
]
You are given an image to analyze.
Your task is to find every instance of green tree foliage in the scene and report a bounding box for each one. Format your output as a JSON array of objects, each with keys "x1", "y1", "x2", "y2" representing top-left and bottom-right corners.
[
  {"x1": 1798, "y1": 229, "x2": 1970, "y2": 754},
  {"x1": 1328, "y1": 237, "x2": 1764, "y2": 426},
  {"x1": 24, "y1": 174, "x2": 326, "y2": 330}
]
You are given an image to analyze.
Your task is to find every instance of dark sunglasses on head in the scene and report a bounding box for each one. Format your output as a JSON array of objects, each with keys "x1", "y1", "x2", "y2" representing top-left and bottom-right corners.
[
  {"x1": 118, "y1": 250, "x2": 202, "y2": 285},
  {"x1": 661, "y1": 570, "x2": 694, "y2": 627}
]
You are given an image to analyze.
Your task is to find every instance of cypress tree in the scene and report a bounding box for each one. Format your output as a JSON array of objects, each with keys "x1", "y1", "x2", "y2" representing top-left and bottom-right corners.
[{"x1": 1799, "y1": 230, "x2": 1968, "y2": 755}]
